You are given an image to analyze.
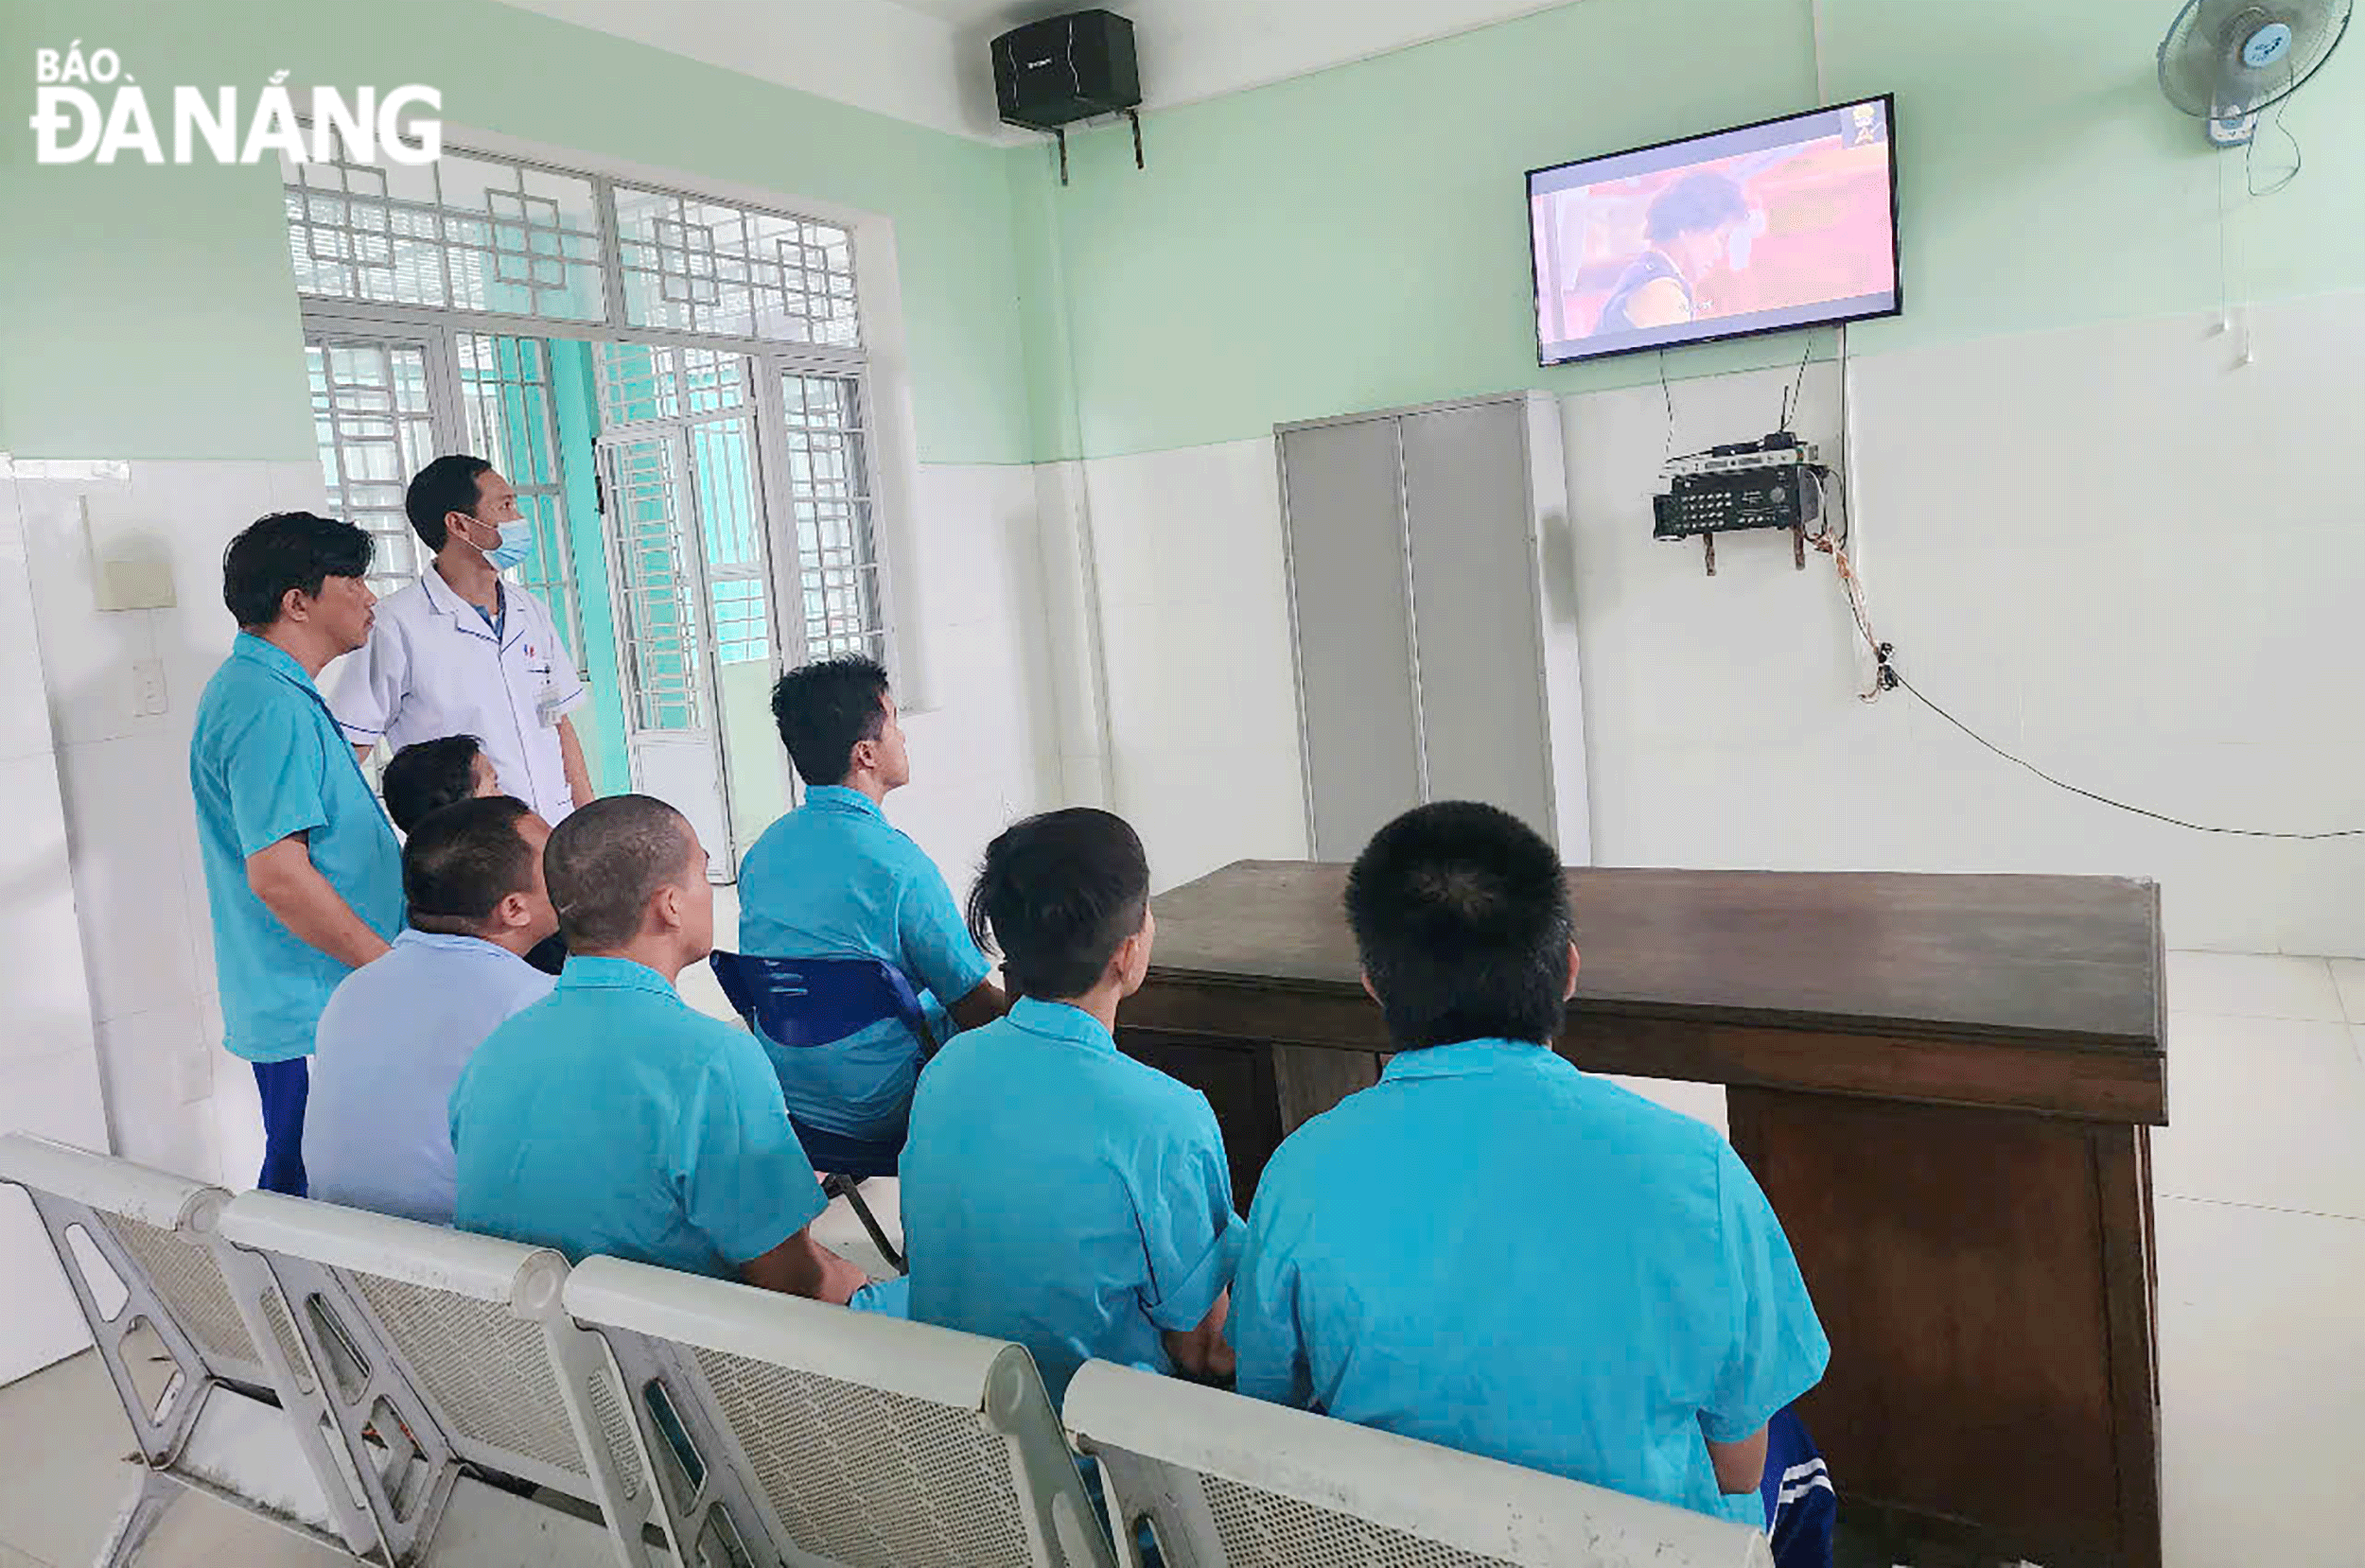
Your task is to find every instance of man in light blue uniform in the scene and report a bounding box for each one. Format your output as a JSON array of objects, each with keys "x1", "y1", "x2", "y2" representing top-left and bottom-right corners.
[
  {"x1": 902, "y1": 809, "x2": 1242, "y2": 1401},
  {"x1": 737, "y1": 656, "x2": 1006, "y2": 1141},
  {"x1": 190, "y1": 513, "x2": 403, "y2": 1194},
  {"x1": 1230, "y1": 802, "x2": 1830, "y2": 1533},
  {"x1": 450, "y1": 794, "x2": 869, "y2": 1302},
  {"x1": 307, "y1": 797, "x2": 558, "y2": 1225}
]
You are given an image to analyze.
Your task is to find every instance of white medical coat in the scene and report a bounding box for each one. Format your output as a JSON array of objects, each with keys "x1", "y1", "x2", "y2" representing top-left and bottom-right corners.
[{"x1": 330, "y1": 566, "x2": 588, "y2": 824}]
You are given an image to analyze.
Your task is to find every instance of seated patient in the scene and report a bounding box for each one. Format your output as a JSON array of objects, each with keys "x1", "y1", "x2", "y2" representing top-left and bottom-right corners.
[
  {"x1": 736, "y1": 655, "x2": 1006, "y2": 1141},
  {"x1": 382, "y1": 734, "x2": 567, "y2": 975},
  {"x1": 449, "y1": 794, "x2": 869, "y2": 1303},
  {"x1": 1228, "y1": 801, "x2": 1830, "y2": 1531},
  {"x1": 380, "y1": 734, "x2": 500, "y2": 834},
  {"x1": 900, "y1": 808, "x2": 1242, "y2": 1401},
  {"x1": 304, "y1": 796, "x2": 557, "y2": 1225}
]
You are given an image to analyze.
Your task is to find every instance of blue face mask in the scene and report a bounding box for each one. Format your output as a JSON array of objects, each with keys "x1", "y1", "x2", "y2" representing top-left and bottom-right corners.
[{"x1": 482, "y1": 520, "x2": 535, "y2": 570}]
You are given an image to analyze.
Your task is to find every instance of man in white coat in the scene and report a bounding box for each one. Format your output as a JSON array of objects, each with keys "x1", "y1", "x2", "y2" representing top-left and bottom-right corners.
[{"x1": 332, "y1": 455, "x2": 594, "y2": 823}]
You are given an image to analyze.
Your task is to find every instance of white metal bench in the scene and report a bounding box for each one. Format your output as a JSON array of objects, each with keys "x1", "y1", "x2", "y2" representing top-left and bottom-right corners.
[
  {"x1": 1063, "y1": 1360, "x2": 1776, "y2": 1568},
  {"x1": 216, "y1": 1191, "x2": 673, "y2": 1567},
  {"x1": 0, "y1": 1134, "x2": 378, "y2": 1564},
  {"x1": 564, "y1": 1253, "x2": 1115, "y2": 1568}
]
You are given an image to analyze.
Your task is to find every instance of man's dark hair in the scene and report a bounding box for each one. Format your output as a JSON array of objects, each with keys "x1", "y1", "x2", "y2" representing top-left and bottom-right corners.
[
  {"x1": 220, "y1": 512, "x2": 372, "y2": 629},
  {"x1": 770, "y1": 655, "x2": 891, "y2": 787},
  {"x1": 1343, "y1": 801, "x2": 1574, "y2": 1052},
  {"x1": 406, "y1": 454, "x2": 492, "y2": 553},
  {"x1": 381, "y1": 735, "x2": 485, "y2": 835},
  {"x1": 404, "y1": 796, "x2": 538, "y2": 935},
  {"x1": 1646, "y1": 171, "x2": 1749, "y2": 244},
  {"x1": 966, "y1": 809, "x2": 1149, "y2": 1002},
  {"x1": 543, "y1": 794, "x2": 692, "y2": 950}
]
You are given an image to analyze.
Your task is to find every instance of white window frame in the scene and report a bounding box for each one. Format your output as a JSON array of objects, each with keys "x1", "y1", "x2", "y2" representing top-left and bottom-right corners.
[{"x1": 287, "y1": 129, "x2": 906, "y2": 686}]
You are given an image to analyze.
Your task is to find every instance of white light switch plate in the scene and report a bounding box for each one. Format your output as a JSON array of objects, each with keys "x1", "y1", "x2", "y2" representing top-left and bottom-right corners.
[{"x1": 132, "y1": 658, "x2": 167, "y2": 717}]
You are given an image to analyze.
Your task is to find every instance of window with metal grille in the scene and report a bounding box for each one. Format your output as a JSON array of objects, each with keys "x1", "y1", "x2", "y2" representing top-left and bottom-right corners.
[
  {"x1": 289, "y1": 139, "x2": 895, "y2": 744},
  {"x1": 782, "y1": 373, "x2": 885, "y2": 665},
  {"x1": 613, "y1": 185, "x2": 859, "y2": 348},
  {"x1": 307, "y1": 338, "x2": 438, "y2": 598},
  {"x1": 283, "y1": 148, "x2": 606, "y2": 324},
  {"x1": 456, "y1": 333, "x2": 587, "y2": 665}
]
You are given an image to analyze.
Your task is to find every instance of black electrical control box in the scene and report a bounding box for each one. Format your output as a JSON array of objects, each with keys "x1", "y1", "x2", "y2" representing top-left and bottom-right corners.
[{"x1": 1652, "y1": 466, "x2": 1819, "y2": 539}]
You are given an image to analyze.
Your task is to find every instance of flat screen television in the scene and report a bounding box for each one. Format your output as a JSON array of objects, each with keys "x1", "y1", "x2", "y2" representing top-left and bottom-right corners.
[{"x1": 1528, "y1": 96, "x2": 1901, "y2": 366}]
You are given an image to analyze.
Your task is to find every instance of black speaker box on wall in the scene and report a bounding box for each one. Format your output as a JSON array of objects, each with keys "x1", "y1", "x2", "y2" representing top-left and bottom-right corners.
[{"x1": 992, "y1": 9, "x2": 1141, "y2": 131}]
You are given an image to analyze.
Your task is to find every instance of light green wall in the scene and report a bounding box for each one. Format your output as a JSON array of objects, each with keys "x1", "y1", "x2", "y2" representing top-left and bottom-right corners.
[
  {"x1": 1032, "y1": 0, "x2": 2365, "y2": 460},
  {"x1": 0, "y1": 0, "x2": 1032, "y2": 465},
  {"x1": 7, "y1": 0, "x2": 2359, "y2": 469}
]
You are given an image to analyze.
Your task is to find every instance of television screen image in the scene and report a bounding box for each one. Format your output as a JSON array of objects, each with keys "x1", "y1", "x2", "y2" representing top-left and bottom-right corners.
[{"x1": 1529, "y1": 96, "x2": 1900, "y2": 366}]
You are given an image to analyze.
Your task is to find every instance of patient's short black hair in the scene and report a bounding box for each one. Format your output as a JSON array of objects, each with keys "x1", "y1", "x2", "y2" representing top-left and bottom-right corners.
[
  {"x1": 1344, "y1": 801, "x2": 1573, "y2": 1051},
  {"x1": 966, "y1": 809, "x2": 1149, "y2": 1002}
]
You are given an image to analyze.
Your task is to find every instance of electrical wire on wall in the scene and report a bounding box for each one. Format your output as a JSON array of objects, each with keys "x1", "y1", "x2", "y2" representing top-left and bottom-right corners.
[{"x1": 1802, "y1": 482, "x2": 2365, "y2": 841}]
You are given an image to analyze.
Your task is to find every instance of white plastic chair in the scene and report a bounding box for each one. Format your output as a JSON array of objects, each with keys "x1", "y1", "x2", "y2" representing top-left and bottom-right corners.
[
  {"x1": 1063, "y1": 1361, "x2": 1776, "y2": 1568},
  {"x1": 563, "y1": 1253, "x2": 1116, "y2": 1568},
  {"x1": 0, "y1": 1134, "x2": 379, "y2": 1564},
  {"x1": 217, "y1": 1192, "x2": 674, "y2": 1567}
]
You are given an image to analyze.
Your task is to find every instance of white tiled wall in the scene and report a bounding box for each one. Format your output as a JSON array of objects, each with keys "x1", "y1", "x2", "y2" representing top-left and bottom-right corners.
[
  {"x1": 1566, "y1": 294, "x2": 2365, "y2": 956},
  {"x1": 1065, "y1": 295, "x2": 2365, "y2": 954},
  {"x1": 883, "y1": 462, "x2": 1064, "y2": 888},
  {"x1": 1079, "y1": 438, "x2": 1311, "y2": 893},
  {"x1": 10, "y1": 457, "x2": 331, "y2": 1201},
  {"x1": 0, "y1": 460, "x2": 110, "y2": 1385}
]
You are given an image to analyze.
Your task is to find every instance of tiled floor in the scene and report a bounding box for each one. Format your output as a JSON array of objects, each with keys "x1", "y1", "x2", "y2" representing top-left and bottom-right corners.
[{"x1": 4, "y1": 950, "x2": 2363, "y2": 1566}]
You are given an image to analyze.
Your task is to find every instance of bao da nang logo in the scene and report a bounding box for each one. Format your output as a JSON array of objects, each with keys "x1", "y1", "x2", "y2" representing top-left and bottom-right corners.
[{"x1": 30, "y1": 43, "x2": 441, "y2": 165}]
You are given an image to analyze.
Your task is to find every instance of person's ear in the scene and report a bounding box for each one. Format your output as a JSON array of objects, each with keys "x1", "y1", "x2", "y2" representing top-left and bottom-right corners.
[
  {"x1": 496, "y1": 890, "x2": 532, "y2": 932},
  {"x1": 651, "y1": 881, "x2": 683, "y2": 934},
  {"x1": 1358, "y1": 969, "x2": 1380, "y2": 1008},
  {"x1": 1565, "y1": 942, "x2": 1582, "y2": 1001},
  {"x1": 279, "y1": 585, "x2": 308, "y2": 623}
]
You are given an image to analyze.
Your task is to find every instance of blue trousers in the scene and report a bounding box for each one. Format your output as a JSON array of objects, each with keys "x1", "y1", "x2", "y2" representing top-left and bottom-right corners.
[
  {"x1": 253, "y1": 1058, "x2": 309, "y2": 1196},
  {"x1": 1760, "y1": 1405, "x2": 1835, "y2": 1568}
]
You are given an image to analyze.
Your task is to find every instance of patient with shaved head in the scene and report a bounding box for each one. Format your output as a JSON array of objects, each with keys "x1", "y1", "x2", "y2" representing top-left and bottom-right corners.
[{"x1": 448, "y1": 794, "x2": 870, "y2": 1304}]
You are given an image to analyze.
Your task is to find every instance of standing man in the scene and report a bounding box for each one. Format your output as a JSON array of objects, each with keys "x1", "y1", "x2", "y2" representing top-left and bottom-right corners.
[
  {"x1": 190, "y1": 513, "x2": 404, "y2": 1194},
  {"x1": 331, "y1": 455, "x2": 594, "y2": 826},
  {"x1": 737, "y1": 656, "x2": 1007, "y2": 1142}
]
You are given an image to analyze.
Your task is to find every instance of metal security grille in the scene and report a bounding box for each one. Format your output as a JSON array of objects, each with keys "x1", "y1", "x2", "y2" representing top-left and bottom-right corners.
[
  {"x1": 692, "y1": 1348, "x2": 1044, "y2": 1568},
  {"x1": 283, "y1": 148, "x2": 606, "y2": 323},
  {"x1": 781, "y1": 372, "x2": 886, "y2": 663},
  {"x1": 613, "y1": 184, "x2": 860, "y2": 348},
  {"x1": 1200, "y1": 1474, "x2": 1515, "y2": 1568},
  {"x1": 457, "y1": 332, "x2": 587, "y2": 664},
  {"x1": 603, "y1": 434, "x2": 706, "y2": 734},
  {"x1": 595, "y1": 341, "x2": 750, "y2": 424},
  {"x1": 690, "y1": 418, "x2": 770, "y2": 666},
  {"x1": 307, "y1": 338, "x2": 440, "y2": 597}
]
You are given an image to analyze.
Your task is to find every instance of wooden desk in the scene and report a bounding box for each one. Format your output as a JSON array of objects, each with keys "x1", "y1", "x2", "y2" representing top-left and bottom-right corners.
[{"x1": 1119, "y1": 861, "x2": 2166, "y2": 1568}]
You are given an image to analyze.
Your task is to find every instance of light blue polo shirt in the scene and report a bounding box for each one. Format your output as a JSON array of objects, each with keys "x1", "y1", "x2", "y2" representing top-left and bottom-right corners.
[
  {"x1": 447, "y1": 956, "x2": 827, "y2": 1276},
  {"x1": 305, "y1": 931, "x2": 554, "y2": 1227},
  {"x1": 735, "y1": 786, "x2": 995, "y2": 1140},
  {"x1": 189, "y1": 634, "x2": 404, "y2": 1063},
  {"x1": 900, "y1": 997, "x2": 1246, "y2": 1402},
  {"x1": 1229, "y1": 1039, "x2": 1829, "y2": 1528}
]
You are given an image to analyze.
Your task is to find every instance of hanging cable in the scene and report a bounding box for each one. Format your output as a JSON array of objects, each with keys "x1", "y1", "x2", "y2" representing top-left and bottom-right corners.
[
  {"x1": 2246, "y1": 77, "x2": 2304, "y2": 197},
  {"x1": 1658, "y1": 348, "x2": 1674, "y2": 464},
  {"x1": 1802, "y1": 527, "x2": 2365, "y2": 839},
  {"x1": 1778, "y1": 335, "x2": 1813, "y2": 433}
]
